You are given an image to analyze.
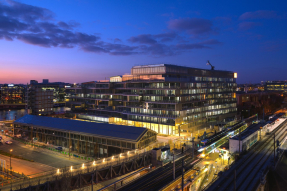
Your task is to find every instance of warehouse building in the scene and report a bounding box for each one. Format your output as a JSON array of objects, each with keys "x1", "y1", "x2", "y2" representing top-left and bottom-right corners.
[{"x1": 13, "y1": 115, "x2": 157, "y2": 158}]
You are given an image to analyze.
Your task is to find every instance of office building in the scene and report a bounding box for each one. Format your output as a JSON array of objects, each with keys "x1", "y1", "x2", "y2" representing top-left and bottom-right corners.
[
  {"x1": 265, "y1": 81, "x2": 287, "y2": 92},
  {"x1": 0, "y1": 84, "x2": 26, "y2": 104},
  {"x1": 66, "y1": 64, "x2": 237, "y2": 135}
]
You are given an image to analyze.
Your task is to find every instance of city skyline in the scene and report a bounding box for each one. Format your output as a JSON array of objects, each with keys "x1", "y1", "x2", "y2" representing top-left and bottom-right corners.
[{"x1": 0, "y1": 0, "x2": 287, "y2": 84}]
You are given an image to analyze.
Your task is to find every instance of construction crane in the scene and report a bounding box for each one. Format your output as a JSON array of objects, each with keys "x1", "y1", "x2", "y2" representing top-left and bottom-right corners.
[{"x1": 206, "y1": 60, "x2": 215, "y2": 70}]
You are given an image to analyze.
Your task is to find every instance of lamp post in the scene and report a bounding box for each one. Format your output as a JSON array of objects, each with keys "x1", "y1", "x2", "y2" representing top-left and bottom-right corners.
[
  {"x1": 10, "y1": 149, "x2": 12, "y2": 191},
  {"x1": 10, "y1": 149, "x2": 12, "y2": 173}
]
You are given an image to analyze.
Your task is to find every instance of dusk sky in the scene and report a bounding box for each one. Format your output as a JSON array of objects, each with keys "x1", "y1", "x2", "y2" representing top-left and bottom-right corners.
[{"x1": 0, "y1": 0, "x2": 286, "y2": 84}]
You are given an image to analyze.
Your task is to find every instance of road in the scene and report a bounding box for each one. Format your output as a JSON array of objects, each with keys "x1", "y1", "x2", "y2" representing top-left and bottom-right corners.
[
  {"x1": 0, "y1": 135, "x2": 81, "y2": 169},
  {"x1": 0, "y1": 154, "x2": 54, "y2": 177}
]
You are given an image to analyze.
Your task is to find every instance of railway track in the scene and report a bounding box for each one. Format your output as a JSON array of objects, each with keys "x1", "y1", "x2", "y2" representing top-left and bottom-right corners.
[
  {"x1": 205, "y1": 119, "x2": 287, "y2": 191},
  {"x1": 117, "y1": 155, "x2": 200, "y2": 191}
]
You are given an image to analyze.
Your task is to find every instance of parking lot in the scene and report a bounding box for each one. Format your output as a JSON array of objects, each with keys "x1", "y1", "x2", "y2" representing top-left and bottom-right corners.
[{"x1": 0, "y1": 135, "x2": 81, "y2": 169}]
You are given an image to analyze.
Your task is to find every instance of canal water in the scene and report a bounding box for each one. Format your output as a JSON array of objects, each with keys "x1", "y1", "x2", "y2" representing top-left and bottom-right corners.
[{"x1": 0, "y1": 107, "x2": 70, "y2": 121}]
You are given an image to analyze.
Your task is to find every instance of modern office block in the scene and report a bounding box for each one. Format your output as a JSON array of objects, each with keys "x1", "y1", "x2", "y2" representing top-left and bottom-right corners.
[{"x1": 66, "y1": 64, "x2": 237, "y2": 135}]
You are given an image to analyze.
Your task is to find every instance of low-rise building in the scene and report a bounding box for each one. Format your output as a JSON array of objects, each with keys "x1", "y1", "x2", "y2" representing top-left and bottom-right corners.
[
  {"x1": 14, "y1": 115, "x2": 157, "y2": 157},
  {"x1": 229, "y1": 122, "x2": 266, "y2": 154}
]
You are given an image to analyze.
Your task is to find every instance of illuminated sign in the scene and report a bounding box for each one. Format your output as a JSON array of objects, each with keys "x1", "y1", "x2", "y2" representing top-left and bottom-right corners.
[
  {"x1": 234, "y1": 73, "x2": 238, "y2": 78},
  {"x1": 8, "y1": 84, "x2": 14, "y2": 87}
]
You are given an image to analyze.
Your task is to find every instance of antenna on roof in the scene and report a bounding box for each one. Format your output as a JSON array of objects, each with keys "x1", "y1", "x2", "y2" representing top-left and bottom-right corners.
[{"x1": 206, "y1": 60, "x2": 215, "y2": 70}]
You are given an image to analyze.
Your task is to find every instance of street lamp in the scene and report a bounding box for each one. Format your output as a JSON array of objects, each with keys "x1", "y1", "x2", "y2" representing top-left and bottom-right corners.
[
  {"x1": 9, "y1": 149, "x2": 12, "y2": 173},
  {"x1": 10, "y1": 149, "x2": 12, "y2": 191}
]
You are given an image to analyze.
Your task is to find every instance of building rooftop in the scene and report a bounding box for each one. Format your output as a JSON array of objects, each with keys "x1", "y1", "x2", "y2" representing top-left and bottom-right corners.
[
  {"x1": 132, "y1": 64, "x2": 234, "y2": 73},
  {"x1": 230, "y1": 122, "x2": 266, "y2": 141},
  {"x1": 14, "y1": 115, "x2": 151, "y2": 142}
]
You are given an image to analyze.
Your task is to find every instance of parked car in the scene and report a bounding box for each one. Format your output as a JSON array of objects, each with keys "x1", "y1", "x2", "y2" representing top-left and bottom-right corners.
[
  {"x1": 5, "y1": 141, "x2": 12, "y2": 145},
  {"x1": 55, "y1": 146, "x2": 63, "y2": 151}
]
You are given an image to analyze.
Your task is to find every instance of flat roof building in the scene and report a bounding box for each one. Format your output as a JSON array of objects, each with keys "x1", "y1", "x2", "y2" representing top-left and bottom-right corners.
[
  {"x1": 14, "y1": 115, "x2": 157, "y2": 158},
  {"x1": 229, "y1": 122, "x2": 266, "y2": 154},
  {"x1": 66, "y1": 64, "x2": 237, "y2": 136},
  {"x1": 265, "y1": 81, "x2": 287, "y2": 92}
]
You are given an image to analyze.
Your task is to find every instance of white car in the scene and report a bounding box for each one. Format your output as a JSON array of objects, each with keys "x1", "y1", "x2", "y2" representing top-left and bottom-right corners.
[{"x1": 5, "y1": 141, "x2": 12, "y2": 145}]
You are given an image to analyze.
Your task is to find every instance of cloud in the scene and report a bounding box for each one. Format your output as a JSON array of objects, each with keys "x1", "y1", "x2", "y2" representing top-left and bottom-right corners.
[
  {"x1": 0, "y1": 1, "x2": 222, "y2": 57},
  {"x1": 128, "y1": 34, "x2": 157, "y2": 45},
  {"x1": 239, "y1": 10, "x2": 278, "y2": 20},
  {"x1": 154, "y1": 32, "x2": 177, "y2": 42},
  {"x1": 114, "y1": 38, "x2": 122, "y2": 43},
  {"x1": 168, "y1": 18, "x2": 214, "y2": 36},
  {"x1": 0, "y1": 1, "x2": 140, "y2": 55},
  {"x1": 175, "y1": 43, "x2": 208, "y2": 50},
  {"x1": 2, "y1": 0, "x2": 54, "y2": 22},
  {"x1": 238, "y1": 22, "x2": 261, "y2": 30},
  {"x1": 175, "y1": 39, "x2": 222, "y2": 50}
]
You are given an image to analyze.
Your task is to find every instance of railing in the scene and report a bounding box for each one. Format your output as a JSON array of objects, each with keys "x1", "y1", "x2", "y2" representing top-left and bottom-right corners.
[{"x1": 0, "y1": 140, "x2": 169, "y2": 188}]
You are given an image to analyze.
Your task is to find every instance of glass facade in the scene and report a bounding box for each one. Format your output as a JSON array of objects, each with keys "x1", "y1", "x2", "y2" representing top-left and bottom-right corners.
[{"x1": 66, "y1": 64, "x2": 237, "y2": 135}]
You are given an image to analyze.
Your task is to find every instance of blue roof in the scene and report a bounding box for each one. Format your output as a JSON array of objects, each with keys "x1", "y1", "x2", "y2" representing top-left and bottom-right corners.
[{"x1": 14, "y1": 115, "x2": 149, "y2": 142}]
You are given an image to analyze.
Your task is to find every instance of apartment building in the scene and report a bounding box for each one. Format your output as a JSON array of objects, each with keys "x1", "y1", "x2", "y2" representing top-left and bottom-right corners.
[
  {"x1": 30, "y1": 79, "x2": 70, "y2": 103},
  {"x1": 66, "y1": 64, "x2": 237, "y2": 135},
  {"x1": 29, "y1": 86, "x2": 54, "y2": 115}
]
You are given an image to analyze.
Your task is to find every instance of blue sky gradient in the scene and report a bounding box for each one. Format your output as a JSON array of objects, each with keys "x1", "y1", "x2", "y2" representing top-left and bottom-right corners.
[{"x1": 0, "y1": 0, "x2": 286, "y2": 84}]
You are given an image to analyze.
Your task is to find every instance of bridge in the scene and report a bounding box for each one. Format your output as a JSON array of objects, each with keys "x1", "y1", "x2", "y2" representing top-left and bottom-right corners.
[{"x1": 0, "y1": 150, "x2": 152, "y2": 191}]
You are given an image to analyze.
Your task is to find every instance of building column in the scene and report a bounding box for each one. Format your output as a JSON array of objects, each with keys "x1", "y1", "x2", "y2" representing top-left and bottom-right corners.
[
  {"x1": 77, "y1": 139, "x2": 80, "y2": 154},
  {"x1": 94, "y1": 143, "x2": 98, "y2": 157},
  {"x1": 30, "y1": 126, "x2": 33, "y2": 140},
  {"x1": 85, "y1": 141, "x2": 88, "y2": 155}
]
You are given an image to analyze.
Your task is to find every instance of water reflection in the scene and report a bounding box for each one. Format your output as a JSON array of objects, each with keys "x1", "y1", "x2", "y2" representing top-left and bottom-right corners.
[{"x1": 0, "y1": 107, "x2": 69, "y2": 121}]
